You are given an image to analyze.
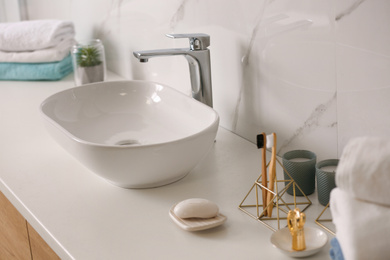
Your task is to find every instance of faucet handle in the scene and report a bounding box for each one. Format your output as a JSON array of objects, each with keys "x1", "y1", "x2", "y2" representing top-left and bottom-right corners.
[{"x1": 166, "y1": 33, "x2": 210, "y2": 51}]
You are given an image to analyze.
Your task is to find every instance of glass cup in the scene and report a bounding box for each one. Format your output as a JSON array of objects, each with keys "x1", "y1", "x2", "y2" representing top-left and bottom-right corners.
[{"x1": 71, "y1": 39, "x2": 106, "y2": 86}]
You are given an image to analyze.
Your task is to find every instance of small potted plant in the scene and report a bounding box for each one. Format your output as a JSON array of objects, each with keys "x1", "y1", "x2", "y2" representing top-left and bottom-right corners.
[{"x1": 72, "y1": 39, "x2": 106, "y2": 86}]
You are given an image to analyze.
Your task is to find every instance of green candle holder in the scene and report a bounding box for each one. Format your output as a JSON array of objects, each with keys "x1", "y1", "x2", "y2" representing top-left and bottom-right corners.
[
  {"x1": 282, "y1": 150, "x2": 317, "y2": 196},
  {"x1": 316, "y1": 159, "x2": 339, "y2": 206}
]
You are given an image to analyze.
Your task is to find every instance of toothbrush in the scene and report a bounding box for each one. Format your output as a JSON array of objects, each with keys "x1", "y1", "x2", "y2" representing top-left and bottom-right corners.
[
  {"x1": 256, "y1": 133, "x2": 267, "y2": 215},
  {"x1": 266, "y1": 133, "x2": 277, "y2": 217}
]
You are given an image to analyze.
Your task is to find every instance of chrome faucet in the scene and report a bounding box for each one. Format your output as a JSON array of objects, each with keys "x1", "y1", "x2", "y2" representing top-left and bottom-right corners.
[{"x1": 133, "y1": 33, "x2": 213, "y2": 107}]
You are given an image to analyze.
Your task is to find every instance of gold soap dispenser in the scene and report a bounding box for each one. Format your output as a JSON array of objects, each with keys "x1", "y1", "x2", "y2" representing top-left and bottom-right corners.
[{"x1": 287, "y1": 208, "x2": 306, "y2": 251}]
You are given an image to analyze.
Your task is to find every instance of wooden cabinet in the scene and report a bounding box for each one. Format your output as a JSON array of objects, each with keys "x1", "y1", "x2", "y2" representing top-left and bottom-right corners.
[
  {"x1": 0, "y1": 191, "x2": 60, "y2": 260},
  {"x1": 0, "y1": 191, "x2": 31, "y2": 259},
  {"x1": 27, "y1": 222, "x2": 60, "y2": 260}
]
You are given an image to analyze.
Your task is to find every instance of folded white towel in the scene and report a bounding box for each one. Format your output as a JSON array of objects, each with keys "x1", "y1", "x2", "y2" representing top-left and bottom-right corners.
[
  {"x1": 330, "y1": 188, "x2": 390, "y2": 260},
  {"x1": 0, "y1": 20, "x2": 75, "y2": 52},
  {"x1": 0, "y1": 39, "x2": 75, "y2": 63},
  {"x1": 336, "y1": 136, "x2": 390, "y2": 206}
]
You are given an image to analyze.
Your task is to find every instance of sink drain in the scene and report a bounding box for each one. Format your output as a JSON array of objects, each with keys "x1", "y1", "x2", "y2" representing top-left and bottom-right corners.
[{"x1": 115, "y1": 139, "x2": 140, "y2": 146}]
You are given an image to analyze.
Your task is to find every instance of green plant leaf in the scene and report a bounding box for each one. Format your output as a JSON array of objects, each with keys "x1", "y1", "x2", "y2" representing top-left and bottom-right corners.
[{"x1": 76, "y1": 46, "x2": 102, "y2": 67}]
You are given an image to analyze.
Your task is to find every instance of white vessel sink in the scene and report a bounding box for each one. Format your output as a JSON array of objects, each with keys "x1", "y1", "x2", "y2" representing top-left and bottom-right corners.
[{"x1": 40, "y1": 80, "x2": 219, "y2": 188}]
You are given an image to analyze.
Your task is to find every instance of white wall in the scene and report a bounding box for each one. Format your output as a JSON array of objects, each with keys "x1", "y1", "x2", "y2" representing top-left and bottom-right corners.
[
  {"x1": 1, "y1": 0, "x2": 24, "y2": 22},
  {"x1": 24, "y1": 0, "x2": 390, "y2": 160}
]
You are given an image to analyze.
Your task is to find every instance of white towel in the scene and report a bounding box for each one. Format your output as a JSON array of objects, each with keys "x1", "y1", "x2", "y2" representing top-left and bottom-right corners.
[
  {"x1": 0, "y1": 20, "x2": 75, "y2": 52},
  {"x1": 330, "y1": 188, "x2": 390, "y2": 260},
  {"x1": 0, "y1": 39, "x2": 75, "y2": 63},
  {"x1": 336, "y1": 136, "x2": 390, "y2": 206}
]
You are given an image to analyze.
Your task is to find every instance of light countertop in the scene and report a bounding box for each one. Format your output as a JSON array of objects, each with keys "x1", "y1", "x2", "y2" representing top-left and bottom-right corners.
[{"x1": 0, "y1": 73, "x2": 333, "y2": 259}]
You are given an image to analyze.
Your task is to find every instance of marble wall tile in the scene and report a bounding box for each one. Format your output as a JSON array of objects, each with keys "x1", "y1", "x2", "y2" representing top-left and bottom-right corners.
[
  {"x1": 336, "y1": 45, "x2": 390, "y2": 92},
  {"x1": 232, "y1": 0, "x2": 338, "y2": 160},
  {"x1": 335, "y1": 0, "x2": 390, "y2": 56},
  {"x1": 335, "y1": 0, "x2": 390, "y2": 154},
  {"x1": 21, "y1": 0, "x2": 390, "y2": 160},
  {"x1": 338, "y1": 87, "x2": 390, "y2": 155}
]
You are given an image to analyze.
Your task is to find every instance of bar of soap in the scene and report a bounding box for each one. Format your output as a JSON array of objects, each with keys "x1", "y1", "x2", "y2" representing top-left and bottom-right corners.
[{"x1": 174, "y1": 198, "x2": 219, "y2": 219}]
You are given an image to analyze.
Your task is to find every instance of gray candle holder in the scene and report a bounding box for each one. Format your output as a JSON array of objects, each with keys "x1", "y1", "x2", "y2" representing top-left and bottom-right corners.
[
  {"x1": 316, "y1": 159, "x2": 339, "y2": 206},
  {"x1": 282, "y1": 150, "x2": 317, "y2": 196}
]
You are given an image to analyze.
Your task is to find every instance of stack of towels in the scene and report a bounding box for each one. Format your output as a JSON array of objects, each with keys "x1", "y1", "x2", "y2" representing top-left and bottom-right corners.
[
  {"x1": 0, "y1": 20, "x2": 75, "y2": 81},
  {"x1": 330, "y1": 137, "x2": 390, "y2": 260}
]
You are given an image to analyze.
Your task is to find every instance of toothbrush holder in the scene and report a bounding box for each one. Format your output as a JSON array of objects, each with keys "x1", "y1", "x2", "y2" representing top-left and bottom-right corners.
[
  {"x1": 282, "y1": 150, "x2": 317, "y2": 196},
  {"x1": 316, "y1": 159, "x2": 339, "y2": 206}
]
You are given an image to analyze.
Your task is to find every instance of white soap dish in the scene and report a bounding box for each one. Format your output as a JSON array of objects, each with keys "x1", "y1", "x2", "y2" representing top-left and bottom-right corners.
[{"x1": 169, "y1": 204, "x2": 227, "y2": 231}]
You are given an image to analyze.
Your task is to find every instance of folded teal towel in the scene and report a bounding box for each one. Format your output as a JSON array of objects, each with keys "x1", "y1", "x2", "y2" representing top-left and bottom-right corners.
[{"x1": 0, "y1": 54, "x2": 73, "y2": 81}]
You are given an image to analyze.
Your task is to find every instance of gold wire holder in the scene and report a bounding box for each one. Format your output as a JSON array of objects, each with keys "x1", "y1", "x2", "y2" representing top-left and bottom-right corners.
[
  {"x1": 239, "y1": 157, "x2": 312, "y2": 232},
  {"x1": 315, "y1": 202, "x2": 335, "y2": 235}
]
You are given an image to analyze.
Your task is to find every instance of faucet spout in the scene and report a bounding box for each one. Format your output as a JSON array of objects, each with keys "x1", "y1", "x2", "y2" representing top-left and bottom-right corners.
[
  {"x1": 134, "y1": 48, "x2": 191, "y2": 60},
  {"x1": 133, "y1": 34, "x2": 213, "y2": 107}
]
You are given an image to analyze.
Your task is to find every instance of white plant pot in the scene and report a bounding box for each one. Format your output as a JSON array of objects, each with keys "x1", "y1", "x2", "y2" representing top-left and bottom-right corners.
[{"x1": 77, "y1": 64, "x2": 105, "y2": 85}]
